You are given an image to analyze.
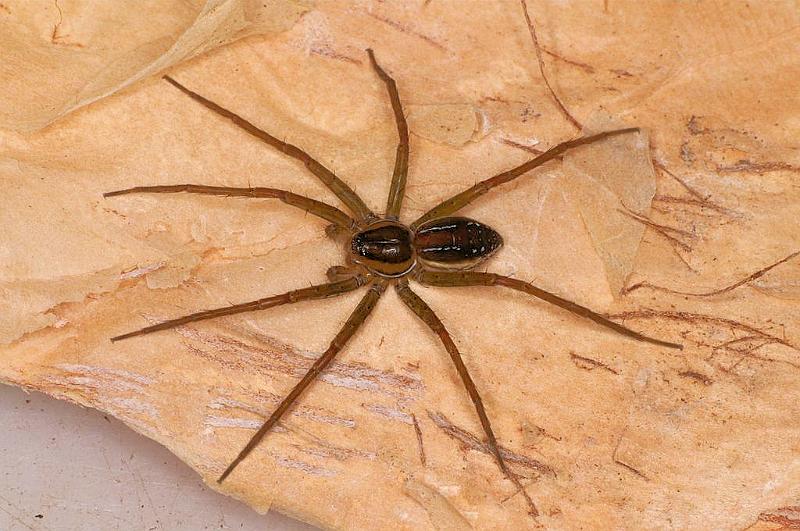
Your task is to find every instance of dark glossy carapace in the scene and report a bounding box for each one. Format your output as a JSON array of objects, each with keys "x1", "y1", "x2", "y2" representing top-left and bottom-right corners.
[
  {"x1": 350, "y1": 221, "x2": 415, "y2": 277},
  {"x1": 351, "y1": 217, "x2": 503, "y2": 277}
]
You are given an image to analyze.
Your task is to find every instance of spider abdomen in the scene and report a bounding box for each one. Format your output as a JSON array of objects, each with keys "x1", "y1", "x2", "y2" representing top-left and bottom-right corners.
[{"x1": 414, "y1": 216, "x2": 503, "y2": 269}]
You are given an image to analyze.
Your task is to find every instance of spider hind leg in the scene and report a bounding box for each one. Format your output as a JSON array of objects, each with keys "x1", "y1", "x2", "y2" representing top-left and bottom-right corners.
[
  {"x1": 411, "y1": 127, "x2": 640, "y2": 229},
  {"x1": 395, "y1": 280, "x2": 540, "y2": 517},
  {"x1": 417, "y1": 270, "x2": 683, "y2": 350}
]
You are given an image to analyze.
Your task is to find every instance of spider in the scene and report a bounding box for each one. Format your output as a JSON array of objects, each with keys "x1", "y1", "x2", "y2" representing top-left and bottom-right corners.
[{"x1": 106, "y1": 49, "x2": 682, "y2": 517}]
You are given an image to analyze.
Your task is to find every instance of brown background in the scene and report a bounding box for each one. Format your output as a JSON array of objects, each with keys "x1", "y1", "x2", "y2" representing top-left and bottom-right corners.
[{"x1": 1, "y1": 0, "x2": 799, "y2": 529}]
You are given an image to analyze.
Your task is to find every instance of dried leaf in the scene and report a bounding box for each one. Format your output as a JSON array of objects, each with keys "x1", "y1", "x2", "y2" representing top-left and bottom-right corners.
[
  {"x1": 562, "y1": 129, "x2": 656, "y2": 297},
  {"x1": 751, "y1": 256, "x2": 800, "y2": 300},
  {"x1": 0, "y1": 0, "x2": 306, "y2": 131},
  {"x1": 1, "y1": 1, "x2": 799, "y2": 530},
  {"x1": 407, "y1": 103, "x2": 478, "y2": 146}
]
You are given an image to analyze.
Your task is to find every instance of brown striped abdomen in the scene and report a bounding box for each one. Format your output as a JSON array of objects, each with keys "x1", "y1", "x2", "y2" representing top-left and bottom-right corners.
[{"x1": 413, "y1": 217, "x2": 502, "y2": 268}]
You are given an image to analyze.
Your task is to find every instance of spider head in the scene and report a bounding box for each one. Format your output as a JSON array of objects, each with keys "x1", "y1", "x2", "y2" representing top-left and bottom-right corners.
[{"x1": 350, "y1": 220, "x2": 416, "y2": 278}]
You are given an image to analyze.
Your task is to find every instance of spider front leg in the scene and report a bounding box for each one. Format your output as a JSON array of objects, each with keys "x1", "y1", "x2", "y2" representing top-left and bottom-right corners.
[
  {"x1": 105, "y1": 184, "x2": 356, "y2": 230},
  {"x1": 417, "y1": 270, "x2": 682, "y2": 349},
  {"x1": 326, "y1": 265, "x2": 360, "y2": 282},
  {"x1": 367, "y1": 49, "x2": 409, "y2": 220},
  {"x1": 163, "y1": 76, "x2": 376, "y2": 223},
  {"x1": 110, "y1": 276, "x2": 368, "y2": 341},
  {"x1": 219, "y1": 281, "x2": 385, "y2": 482},
  {"x1": 395, "y1": 280, "x2": 540, "y2": 517}
]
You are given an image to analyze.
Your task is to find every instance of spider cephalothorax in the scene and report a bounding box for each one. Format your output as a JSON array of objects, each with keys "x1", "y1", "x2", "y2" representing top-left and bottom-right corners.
[
  {"x1": 106, "y1": 49, "x2": 681, "y2": 518},
  {"x1": 350, "y1": 220, "x2": 416, "y2": 277}
]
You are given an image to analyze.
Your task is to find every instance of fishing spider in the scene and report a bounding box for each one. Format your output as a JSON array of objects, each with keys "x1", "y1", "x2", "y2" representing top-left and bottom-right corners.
[{"x1": 106, "y1": 49, "x2": 681, "y2": 517}]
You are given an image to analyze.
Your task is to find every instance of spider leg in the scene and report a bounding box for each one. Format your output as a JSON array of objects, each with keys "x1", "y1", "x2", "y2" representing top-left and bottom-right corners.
[
  {"x1": 411, "y1": 128, "x2": 639, "y2": 230},
  {"x1": 395, "y1": 280, "x2": 540, "y2": 517},
  {"x1": 218, "y1": 281, "x2": 385, "y2": 483},
  {"x1": 366, "y1": 49, "x2": 409, "y2": 220},
  {"x1": 326, "y1": 265, "x2": 360, "y2": 282},
  {"x1": 105, "y1": 184, "x2": 356, "y2": 230},
  {"x1": 417, "y1": 270, "x2": 683, "y2": 350},
  {"x1": 163, "y1": 76, "x2": 375, "y2": 223},
  {"x1": 111, "y1": 276, "x2": 368, "y2": 342}
]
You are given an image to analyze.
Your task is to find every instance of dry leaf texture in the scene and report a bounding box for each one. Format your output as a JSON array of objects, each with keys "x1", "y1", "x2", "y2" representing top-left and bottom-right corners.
[{"x1": 1, "y1": 0, "x2": 799, "y2": 529}]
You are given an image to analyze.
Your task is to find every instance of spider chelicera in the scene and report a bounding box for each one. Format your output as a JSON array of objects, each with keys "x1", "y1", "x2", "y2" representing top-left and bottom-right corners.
[{"x1": 106, "y1": 49, "x2": 682, "y2": 517}]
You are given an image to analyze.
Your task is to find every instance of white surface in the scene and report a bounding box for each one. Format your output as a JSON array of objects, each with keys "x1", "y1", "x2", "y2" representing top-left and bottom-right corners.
[{"x1": 0, "y1": 384, "x2": 318, "y2": 531}]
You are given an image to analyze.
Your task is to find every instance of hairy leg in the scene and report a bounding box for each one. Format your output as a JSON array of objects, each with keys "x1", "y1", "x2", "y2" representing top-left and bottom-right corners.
[
  {"x1": 411, "y1": 128, "x2": 638, "y2": 229},
  {"x1": 326, "y1": 265, "x2": 360, "y2": 282},
  {"x1": 367, "y1": 49, "x2": 410, "y2": 220},
  {"x1": 395, "y1": 280, "x2": 540, "y2": 517},
  {"x1": 105, "y1": 184, "x2": 356, "y2": 230},
  {"x1": 163, "y1": 76, "x2": 375, "y2": 223},
  {"x1": 417, "y1": 270, "x2": 682, "y2": 349},
  {"x1": 111, "y1": 276, "x2": 368, "y2": 342},
  {"x1": 219, "y1": 281, "x2": 386, "y2": 482}
]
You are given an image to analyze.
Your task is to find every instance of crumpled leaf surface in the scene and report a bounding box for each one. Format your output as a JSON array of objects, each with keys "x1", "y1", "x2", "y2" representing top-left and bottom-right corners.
[
  {"x1": 0, "y1": 0, "x2": 306, "y2": 131},
  {"x1": 1, "y1": 1, "x2": 800, "y2": 529}
]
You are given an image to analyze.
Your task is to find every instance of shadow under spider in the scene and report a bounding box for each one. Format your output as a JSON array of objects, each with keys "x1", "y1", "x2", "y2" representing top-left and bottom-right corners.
[{"x1": 105, "y1": 49, "x2": 682, "y2": 518}]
